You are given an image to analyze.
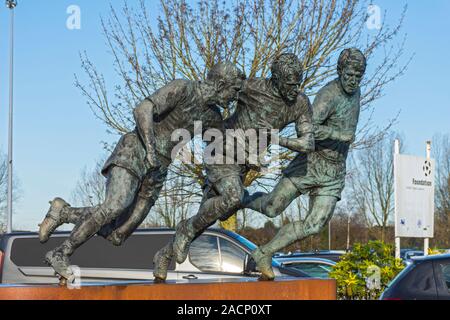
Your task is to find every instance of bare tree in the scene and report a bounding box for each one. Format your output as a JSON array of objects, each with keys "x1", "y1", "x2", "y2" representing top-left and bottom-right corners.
[
  {"x1": 77, "y1": 0, "x2": 409, "y2": 133},
  {"x1": 346, "y1": 132, "x2": 402, "y2": 242},
  {"x1": 433, "y1": 134, "x2": 450, "y2": 247},
  {"x1": 0, "y1": 151, "x2": 21, "y2": 233},
  {"x1": 0, "y1": 153, "x2": 8, "y2": 218},
  {"x1": 433, "y1": 134, "x2": 450, "y2": 217},
  {"x1": 0, "y1": 154, "x2": 6, "y2": 234},
  {"x1": 71, "y1": 156, "x2": 107, "y2": 207},
  {"x1": 75, "y1": 0, "x2": 410, "y2": 230},
  {"x1": 146, "y1": 165, "x2": 202, "y2": 228}
]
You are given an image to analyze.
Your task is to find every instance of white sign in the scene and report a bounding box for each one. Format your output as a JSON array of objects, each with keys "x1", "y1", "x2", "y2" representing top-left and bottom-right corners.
[{"x1": 394, "y1": 154, "x2": 435, "y2": 238}]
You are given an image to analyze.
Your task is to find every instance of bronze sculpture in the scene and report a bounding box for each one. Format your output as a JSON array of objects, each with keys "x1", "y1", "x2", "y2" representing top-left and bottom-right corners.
[
  {"x1": 153, "y1": 53, "x2": 316, "y2": 282},
  {"x1": 39, "y1": 62, "x2": 245, "y2": 282},
  {"x1": 39, "y1": 48, "x2": 367, "y2": 283},
  {"x1": 242, "y1": 48, "x2": 367, "y2": 280}
]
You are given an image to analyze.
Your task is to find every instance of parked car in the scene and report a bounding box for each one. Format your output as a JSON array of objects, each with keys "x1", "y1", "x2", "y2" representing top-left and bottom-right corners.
[
  {"x1": 275, "y1": 257, "x2": 336, "y2": 279},
  {"x1": 0, "y1": 228, "x2": 308, "y2": 285},
  {"x1": 381, "y1": 254, "x2": 450, "y2": 300}
]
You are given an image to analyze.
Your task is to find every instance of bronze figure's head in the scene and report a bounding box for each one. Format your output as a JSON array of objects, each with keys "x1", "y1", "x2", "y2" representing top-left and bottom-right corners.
[
  {"x1": 337, "y1": 48, "x2": 367, "y2": 95},
  {"x1": 207, "y1": 62, "x2": 246, "y2": 106},
  {"x1": 271, "y1": 53, "x2": 303, "y2": 104}
]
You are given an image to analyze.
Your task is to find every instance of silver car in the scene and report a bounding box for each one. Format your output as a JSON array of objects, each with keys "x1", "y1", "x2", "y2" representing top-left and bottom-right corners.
[{"x1": 0, "y1": 228, "x2": 307, "y2": 284}]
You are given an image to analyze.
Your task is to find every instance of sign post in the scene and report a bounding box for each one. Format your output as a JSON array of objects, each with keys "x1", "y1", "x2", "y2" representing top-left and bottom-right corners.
[
  {"x1": 424, "y1": 141, "x2": 432, "y2": 256},
  {"x1": 394, "y1": 140, "x2": 401, "y2": 259},
  {"x1": 394, "y1": 140, "x2": 435, "y2": 260}
]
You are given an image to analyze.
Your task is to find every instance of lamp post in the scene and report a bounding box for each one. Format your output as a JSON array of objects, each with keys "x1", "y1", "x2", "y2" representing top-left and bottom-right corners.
[{"x1": 6, "y1": 0, "x2": 17, "y2": 234}]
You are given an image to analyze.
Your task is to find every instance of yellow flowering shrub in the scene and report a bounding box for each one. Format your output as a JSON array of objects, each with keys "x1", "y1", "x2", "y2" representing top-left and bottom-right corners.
[
  {"x1": 329, "y1": 241, "x2": 404, "y2": 300},
  {"x1": 428, "y1": 248, "x2": 447, "y2": 256}
]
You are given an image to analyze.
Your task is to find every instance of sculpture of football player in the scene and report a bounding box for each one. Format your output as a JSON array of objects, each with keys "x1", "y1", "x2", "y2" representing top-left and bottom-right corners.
[
  {"x1": 38, "y1": 62, "x2": 245, "y2": 282},
  {"x1": 242, "y1": 48, "x2": 366, "y2": 280}
]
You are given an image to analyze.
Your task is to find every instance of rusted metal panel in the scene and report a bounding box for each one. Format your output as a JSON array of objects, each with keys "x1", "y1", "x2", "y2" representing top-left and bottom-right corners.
[{"x1": 0, "y1": 279, "x2": 336, "y2": 300}]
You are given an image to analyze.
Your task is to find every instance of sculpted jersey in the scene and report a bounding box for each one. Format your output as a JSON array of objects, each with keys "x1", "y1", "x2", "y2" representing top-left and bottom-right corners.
[
  {"x1": 205, "y1": 78, "x2": 313, "y2": 184},
  {"x1": 227, "y1": 78, "x2": 312, "y2": 134},
  {"x1": 313, "y1": 78, "x2": 360, "y2": 163},
  {"x1": 150, "y1": 79, "x2": 223, "y2": 159},
  {"x1": 103, "y1": 79, "x2": 223, "y2": 180}
]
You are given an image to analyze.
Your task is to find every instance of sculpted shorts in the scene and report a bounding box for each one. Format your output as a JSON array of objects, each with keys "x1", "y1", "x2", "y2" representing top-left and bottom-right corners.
[
  {"x1": 204, "y1": 163, "x2": 247, "y2": 186},
  {"x1": 102, "y1": 130, "x2": 169, "y2": 200},
  {"x1": 102, "y1": 130, "x2": 149, "y2": 181},
  {"x1": 282, "y1": 152, "x2": 346, "y2": 200}
]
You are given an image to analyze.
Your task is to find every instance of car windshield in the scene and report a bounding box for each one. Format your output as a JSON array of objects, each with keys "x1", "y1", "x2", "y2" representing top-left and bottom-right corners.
[{"x1": 284, "y1": 262, "x2": 333, "y2": 279}]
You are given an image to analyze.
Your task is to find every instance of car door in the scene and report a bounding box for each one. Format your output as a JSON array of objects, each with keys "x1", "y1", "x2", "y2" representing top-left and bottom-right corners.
[
  {"x1": 433, "y1": 259, "x2": 450, "y2": 300},
  {"x1": 177, "y1": 234, "x2": 249, "y2": 281}
]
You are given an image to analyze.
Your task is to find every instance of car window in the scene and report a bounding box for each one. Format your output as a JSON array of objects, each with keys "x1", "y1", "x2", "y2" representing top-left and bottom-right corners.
[
  {"x1": 10, "y1": 234, "x2": 176, "y2": 270},
  {"x1": 285, "y1": 262, "x2": 332, "y2": 278},
  {"x1": 219, "y1": 238, "x2": 246, "y2": 274},
  {"x1": 189, "y1": 235, "x2": 221, "y2": 272},
  {"x1": 439, "y1": 262, "x2": 450, "y2": 293}
]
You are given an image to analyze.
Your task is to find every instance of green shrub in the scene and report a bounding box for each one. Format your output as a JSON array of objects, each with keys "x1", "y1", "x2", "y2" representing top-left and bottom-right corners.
[{"x1": 329, "y1": 241, "x2": 404, "y2": 300}]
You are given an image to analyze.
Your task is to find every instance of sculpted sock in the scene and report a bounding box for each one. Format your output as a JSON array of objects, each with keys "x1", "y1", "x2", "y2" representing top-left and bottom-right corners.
[
  {"x1": 65, "y1": 207, "x2": 92, "y2": 225},
  {"x1": 261, "y1": 221, "x2": 307, "y2": 255}
]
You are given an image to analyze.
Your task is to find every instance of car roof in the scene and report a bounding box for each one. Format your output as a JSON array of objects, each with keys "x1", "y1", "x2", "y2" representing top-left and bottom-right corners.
[
  {"x1": 276, "y1": 257, "x2": 336, "y2": 265},
  {"x1": 0, "y1": 227, "x2": 252, "y2": 250},
  {"x1": 275, "y1": 251, "x2": 344, "y2": 257},
  {"x1": 1, "y1": 227, "x2": 262, "y2": 256},
  {"x1": 2, "y1": 227, "x2": 230, "y2": 238},
  {"x1": 216, "y1": 229, "x2": 257, "y2": 250},
  {"x1": 411, "y1": 253, "x2": 450, "y2": 262}
]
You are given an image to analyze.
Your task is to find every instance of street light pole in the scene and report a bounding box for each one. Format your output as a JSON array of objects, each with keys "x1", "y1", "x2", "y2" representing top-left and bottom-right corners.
[{"x1": 6, "y1": 0, "x2": 17, "y2": 234}]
